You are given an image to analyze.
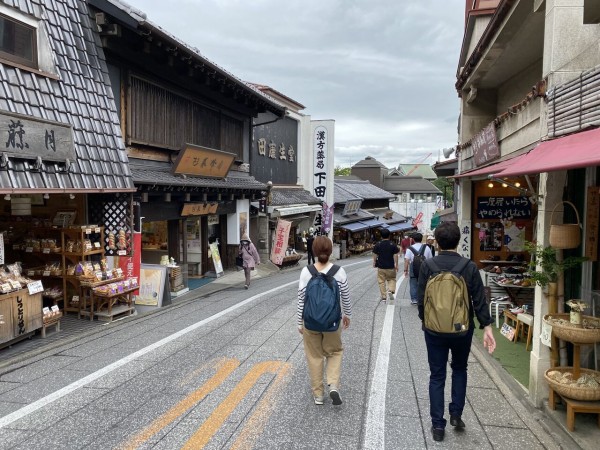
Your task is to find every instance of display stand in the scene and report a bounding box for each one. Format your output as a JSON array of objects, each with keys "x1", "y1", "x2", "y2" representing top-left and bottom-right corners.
[
  {"x1": 92, "y1": 286, "x2": 137, "y2": 322},
  {"x1": 78, "y1": 277, "x2": 124, "y2": 321}
]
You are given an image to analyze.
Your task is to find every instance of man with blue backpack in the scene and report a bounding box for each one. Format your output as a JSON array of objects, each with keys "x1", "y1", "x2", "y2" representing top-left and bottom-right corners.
[
  {"x1": 297, "y1": 236, "x2": 351, "y2": 406},
  {"x1": 404, "y1": 233, "x2": 433, "y2": 305}
]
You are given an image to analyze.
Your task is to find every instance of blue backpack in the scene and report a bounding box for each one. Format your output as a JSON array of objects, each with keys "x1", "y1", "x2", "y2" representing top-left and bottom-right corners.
[{"x1": 303, "y1": 264, "x2": 342, "y2": 332}]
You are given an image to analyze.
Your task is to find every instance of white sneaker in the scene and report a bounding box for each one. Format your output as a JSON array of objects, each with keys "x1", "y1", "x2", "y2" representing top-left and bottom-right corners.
[{"x1": 314, "y1": 396, "x2": 324, "y2": 405}]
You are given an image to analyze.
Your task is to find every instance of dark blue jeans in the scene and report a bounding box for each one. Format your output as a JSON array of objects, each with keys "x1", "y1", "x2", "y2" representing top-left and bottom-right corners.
[
  {"x1": 409, "y1": 276, "x2": 418, "y2": 301},
  {"x1": 424, "y1": 328, "x2": 474, "y2": 429}
]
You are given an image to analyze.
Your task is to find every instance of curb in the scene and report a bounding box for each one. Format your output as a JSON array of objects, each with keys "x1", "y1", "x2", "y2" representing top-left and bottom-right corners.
[{"x1": 471, "y1": 339, "x2": 582, "y2": 449}]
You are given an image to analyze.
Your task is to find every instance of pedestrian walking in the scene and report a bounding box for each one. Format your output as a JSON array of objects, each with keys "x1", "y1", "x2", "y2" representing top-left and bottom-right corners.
[
  {"x1": 306, "y1": 233, "x2": 315, "y2": 265},
  {"x1": 372, "y1": 228, "x2": 400, "y2": 302},
  {"x1": 400, "y1": 234, "x2": 412, "y2": 257},
  {"x1": 417, "y1": 221, "x2": 496, "y2": 442},
  {"x1": 238, "y1": 234, "x2": 260, "y2": 289},
  {"x1": 297, "y1": 236, "x2": 351, "y2": 406},
  {"x1": 404, "y1": 233, "x2": 433, "y2": 304},
  {"x1": 426, "y1": 235, "x2": 436, "y2": 257}
]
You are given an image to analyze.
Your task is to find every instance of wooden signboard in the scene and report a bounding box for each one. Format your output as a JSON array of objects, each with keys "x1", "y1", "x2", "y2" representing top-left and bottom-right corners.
[
  {"x1": 172, "y1": 144, "x2": 236, "y2": 178},
  {"x1": 585, "y1": 186, "x2": 599, "y2": 261},
  {"x1": 1, "y1": 110, "x2": 75, "y2": 161},
  {"x1": 472, "y1": 123, "x2": 500, "y2": 167},
  {"x1": 181, "y1": 203, "x2": 219, "y2": 216}
]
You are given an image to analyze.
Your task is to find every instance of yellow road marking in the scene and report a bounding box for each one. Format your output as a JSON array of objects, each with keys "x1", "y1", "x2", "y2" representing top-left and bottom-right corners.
[
  {"x1": 119, "y1": 358, "x2": 239, "y2": 450},
  {"x1": 182, "y1": 361, "x2": 287, "y2": 450},
  {"x1": 229, "y1": 362, "x2": 291, "y2": 450}
]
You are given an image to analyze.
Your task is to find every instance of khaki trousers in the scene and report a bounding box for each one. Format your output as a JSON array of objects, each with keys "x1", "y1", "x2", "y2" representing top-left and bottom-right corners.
[
  {"x1": 302, "y1": 326, "x2": 344, "y2": 398},
  {"x1": 377, "y1": 268, "x2": 397, "y2": 298}
]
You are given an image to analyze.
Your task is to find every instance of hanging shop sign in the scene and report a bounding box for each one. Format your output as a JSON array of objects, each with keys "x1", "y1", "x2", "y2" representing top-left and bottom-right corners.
[
  {"x1": 172, "y1": 144, "x2": 236, "y2": 178},
  {"x1": 181, "y1": 203, "x2": 219, "y2": 216},
  {"x1": 1, "y1": 110, "x2": 75, "y2": 162},
  {"x1": 342, "y1": 198, "x2": 362, "y2": 216},
  {"x1": 476, "y1": 196, "x2": 531, "y2": 220},
  {"x1": 207, "y1": 215, "x2": 219, "y2": 226},
  {"x1": 472, "y1": 123, "x2": 500, "y2": 167},
  {"x1": 271, "y1": 219, "x2": 292, "y2": 265},
  {"x1": 459, "y1": 220, "x2": 471, "y2": 259},
  {"x1": 322, "y1": 202, "x2": 334, "y2": 233}
]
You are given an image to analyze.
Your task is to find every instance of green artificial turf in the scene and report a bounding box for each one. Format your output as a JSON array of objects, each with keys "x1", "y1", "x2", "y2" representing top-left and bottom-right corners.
[{"x1": 474, "y1": 325, "x2": 530, "y2": 388}]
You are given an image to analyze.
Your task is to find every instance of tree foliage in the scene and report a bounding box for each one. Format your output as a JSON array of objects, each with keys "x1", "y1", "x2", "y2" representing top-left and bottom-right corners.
[
  {"x1": 432, "y1": 177, "x2": 454, "y2": 207},
  {"x1": 334, "y1": 166, "x2": 351, "y2": 176}
]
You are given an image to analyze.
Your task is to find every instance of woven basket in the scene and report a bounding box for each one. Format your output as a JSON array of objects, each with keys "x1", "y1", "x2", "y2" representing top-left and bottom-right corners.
[
  {"x1": 543, "y1": 314, "x2": 600, "y2": 344},
  {"x1": 549, "y1": 201, "x2": 581, "y2": 249},
  {"x1": 545, "y1": 367, "x2": 600, "y2": 401}
]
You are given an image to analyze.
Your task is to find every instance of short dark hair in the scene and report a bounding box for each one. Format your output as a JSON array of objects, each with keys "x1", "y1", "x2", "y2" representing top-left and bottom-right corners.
[
  {"x1": 312, "y1": 235, "x2": 333, "y2": 263},
  {"x1": 434, "y1": 222, "x2": 460, "y2": 250},
  {"x1": 412, "y1": 233, "x2": 423, "y2": 243},
  {"x1": 380, "y1": 228, "x2": 390, "y2": 239}
]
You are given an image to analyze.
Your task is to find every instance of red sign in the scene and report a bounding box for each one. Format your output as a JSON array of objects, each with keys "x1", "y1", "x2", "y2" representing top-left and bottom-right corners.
[
  {"x1": 270, "y1": 219, "x2": 291, "y2": 265},
  {"x1": 119, "y1": 232, "x2": 141, "y2": 295},
  {"x1": 412, "y1": 212, "x2": 423, "y2": 228}
]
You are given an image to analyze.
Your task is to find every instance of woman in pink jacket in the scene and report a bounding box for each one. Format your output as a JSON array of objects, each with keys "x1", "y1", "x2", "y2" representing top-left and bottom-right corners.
[{"x1": 239, "y1": 234, "x2": 260, "y2": 289}]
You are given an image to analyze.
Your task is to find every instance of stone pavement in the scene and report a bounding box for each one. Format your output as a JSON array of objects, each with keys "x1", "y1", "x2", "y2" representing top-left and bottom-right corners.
[{"x1": 0, "y1": 257, "x2": 597, "y2": 449}]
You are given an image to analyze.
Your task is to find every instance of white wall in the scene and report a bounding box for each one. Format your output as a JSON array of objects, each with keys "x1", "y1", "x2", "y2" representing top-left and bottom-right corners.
[{"x1": 227, "y1": 199, "x2": 250, "y2": 244}]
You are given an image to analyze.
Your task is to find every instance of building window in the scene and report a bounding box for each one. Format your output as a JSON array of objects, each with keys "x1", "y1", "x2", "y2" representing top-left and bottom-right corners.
[{"x1": 0, "y1": 13, "x2": 37, "y2": 69}]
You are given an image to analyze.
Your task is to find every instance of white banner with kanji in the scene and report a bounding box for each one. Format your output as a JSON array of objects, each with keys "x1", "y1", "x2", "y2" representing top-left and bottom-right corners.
[{"x1": 270, "y1": 219, "x2": 292, "y2": 265}]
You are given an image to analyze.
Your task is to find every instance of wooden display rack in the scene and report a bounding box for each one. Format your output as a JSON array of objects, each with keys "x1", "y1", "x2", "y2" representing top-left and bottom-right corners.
[{"x1": 0, "y1": 289, "x2": 42, "y2": 350}]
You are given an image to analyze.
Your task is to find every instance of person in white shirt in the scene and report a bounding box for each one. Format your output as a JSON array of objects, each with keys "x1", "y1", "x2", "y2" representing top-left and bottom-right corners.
[{"x1": 404, "y1": 233, "x2": 433, "y2": 304}]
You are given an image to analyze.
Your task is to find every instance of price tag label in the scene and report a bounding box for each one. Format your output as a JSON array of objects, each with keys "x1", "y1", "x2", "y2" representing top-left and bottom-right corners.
[
  {"x1": 85, "y1": 243, "x2": 92, "y2": 251},
  {"x1": 117, "y1": 250, "x2": 126, "y2": 256},
  {"x1": 27, "y1": 280, "x2": 44, "y2": 295},
  {"x1": 94, "y1": 242, "x2": 101, "y2": 248},
  {"x1": 71, "y1": 295, "x2": 79, "y2": 303},
  {"x1": 43, "y1": 270, "x2": 51, "y2": 277},
  {"x1": 95, "y1": 227, "x2": 101, "y2": 233},
  {"x1": 42, "y1": 307, "x2": 50, "y2": 315},
  {"x1": 26, "y1": 247, "x2": 33, "y2": 253},
  {"x1": 0, "y1": 283, "x2": 12, "y2": 293},
  {"x1": 51, "y1": 305, "x2": 59, "y2": 313},
  {"x1": 115, "y1": 268, "x2": 123, "y2": 277},
  {"x1": 27, "y1": 270, "x2": 35, "y2": 276},
  {"x1": 42, "y1": 248, "x2": 51, "y2": 254},
  {"x1": 85, "y1": 228, "x2": 92, "y2": 235}
]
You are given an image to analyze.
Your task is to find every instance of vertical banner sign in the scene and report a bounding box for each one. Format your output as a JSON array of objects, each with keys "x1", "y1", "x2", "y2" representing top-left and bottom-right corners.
[
  {"x1": 459, "y1": 220, "x2": 471, "y2": 259},
  {"x1": 119, "y1": 232, "x2": 141, "y2": 295},
  {"x1": 313, "y1": 126, "x2": 327, "y2": 235},
  {"x1": 209, "y1": 242, "x2": 224, "y2": 277},
  {"x1": 585, "y1": 186, "x2": 599, "y2": 262},
  {"x1": 271, "y1": 219, "x2": 292, "y2": 265},
  {"x1": 322, "y1": 202, "x2": 334, "y2": 234}
]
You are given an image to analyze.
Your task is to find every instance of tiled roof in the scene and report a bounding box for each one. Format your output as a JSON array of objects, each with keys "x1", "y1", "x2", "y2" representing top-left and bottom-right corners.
[
  {"x1": 352, "y1": 156, "x2": 388, "y2": 169},
  {"x1": 333, "y1": 208, "x2": 375, "y2": 225},
  {"x1": 383, "y1": 176, "x2": 442, "y2": 194},
  {"x1": 364, "y1": 208, "x2": 408, "y2": 225},
  {"x1": 270, "y1": 187, "x2": 321, "y2": 207},
  {"x1": 130, "y1": 167, "x2": 267, "y2": 190},
  {"x1": 335, "y1": 179, "x2": 395, "y2": 203},
  {"x1": 0, "y1": 0, "x2": 134, "y2": 193}
]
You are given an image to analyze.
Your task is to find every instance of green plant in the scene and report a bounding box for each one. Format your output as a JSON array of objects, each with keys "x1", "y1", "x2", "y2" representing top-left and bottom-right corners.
[{"x1": 524, "y1": 241, "x2": 586, "y2": 288}]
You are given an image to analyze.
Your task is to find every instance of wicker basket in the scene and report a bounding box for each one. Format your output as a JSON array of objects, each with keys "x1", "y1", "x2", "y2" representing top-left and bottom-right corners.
[
  {"x1": 545, "y1": 367, "x2": 600, "y2": 401},
  {"x1": 549, "y1": 201, "x2": 581, "y2": 249},
  {"x1": 543, "y1": 314, "x2": 600, "y2": 344}
]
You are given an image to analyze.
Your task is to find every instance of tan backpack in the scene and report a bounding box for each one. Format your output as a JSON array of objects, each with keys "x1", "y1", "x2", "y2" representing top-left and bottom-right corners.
[{"x1": 423, "y1": 258, "x2": 471, "y2": 335}]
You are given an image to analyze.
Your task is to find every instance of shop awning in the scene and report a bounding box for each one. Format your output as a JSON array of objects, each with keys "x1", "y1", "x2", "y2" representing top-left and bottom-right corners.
[
  {"x1": 387, "y1": 222, "x2": 416, "y2": 233},
  {"x1": 359, "y1": 218, "x2": 384, "y2": 228},
  {"x1": 340, "y1": 222, "x2": 369, "y2": 232},
  {"x1": 452, "y1": 153, "x2": 527, "y2": 179},
  {"x1": 492, "y1": 127, "x2": 600, "y2": 177}
]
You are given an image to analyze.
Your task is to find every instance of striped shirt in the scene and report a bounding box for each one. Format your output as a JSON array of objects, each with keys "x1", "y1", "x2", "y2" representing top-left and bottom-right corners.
[{"x1": 297, "y1": 263, "x2": 351, "y2": 327}]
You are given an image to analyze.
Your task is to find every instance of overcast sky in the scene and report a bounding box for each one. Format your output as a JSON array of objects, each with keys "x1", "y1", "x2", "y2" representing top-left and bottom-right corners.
[{"x1": 123, "y1": 0, "x2": 465, "y2": 169}]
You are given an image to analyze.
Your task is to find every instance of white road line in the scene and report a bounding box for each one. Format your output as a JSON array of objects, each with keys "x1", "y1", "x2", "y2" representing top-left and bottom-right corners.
[
  {"x1": 0, "y1": 260, "x2": 368, "y2": 429},
  {"x1": 364, "y1": 273, "x2": 403, "y2": 449}
]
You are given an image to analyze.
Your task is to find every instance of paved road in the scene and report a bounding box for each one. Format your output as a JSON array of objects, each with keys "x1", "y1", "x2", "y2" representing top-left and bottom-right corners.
[{"x1": 0, "y1": 258, "x2": 581, "y2": 449}]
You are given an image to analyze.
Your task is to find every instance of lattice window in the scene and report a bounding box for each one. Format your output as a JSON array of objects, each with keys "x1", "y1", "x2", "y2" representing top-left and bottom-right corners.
[{"x1": 88, "y1": 193, "x2": 133, "y2": 256}]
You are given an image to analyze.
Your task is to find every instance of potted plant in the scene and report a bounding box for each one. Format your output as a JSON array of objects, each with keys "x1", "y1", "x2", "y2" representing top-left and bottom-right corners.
[
  {"x1": 523, "y1": 241, "x2": 586, "y2": 289},
  {"x1": 566, "y1": 299, "x2": 587, "y2": 325}
]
